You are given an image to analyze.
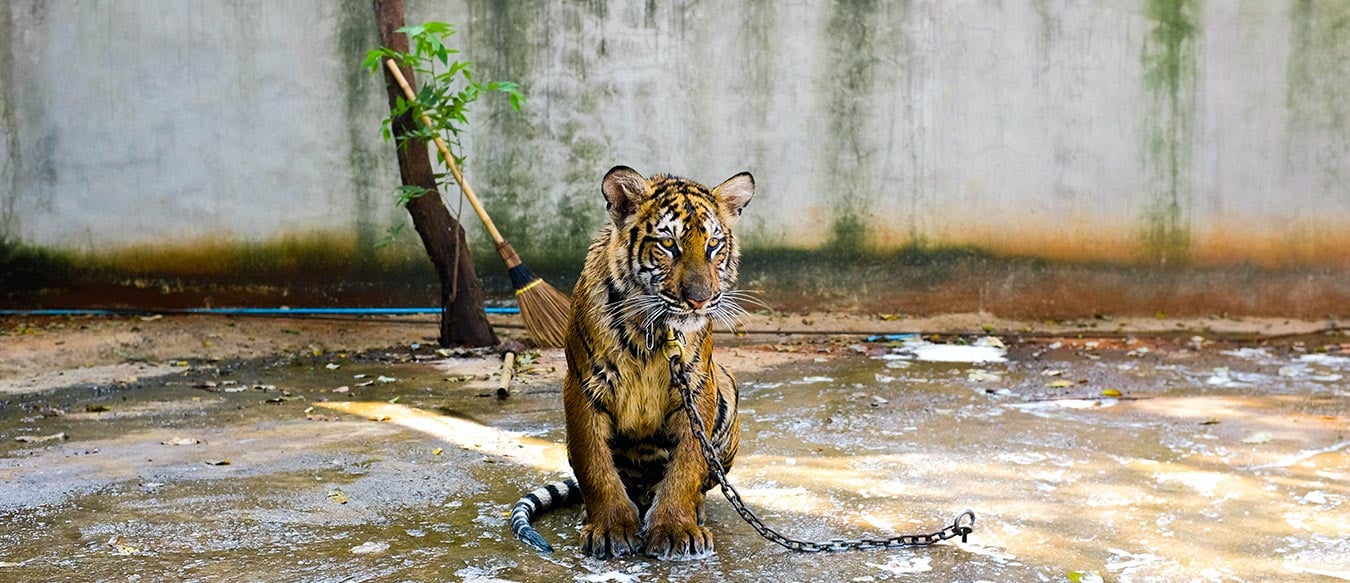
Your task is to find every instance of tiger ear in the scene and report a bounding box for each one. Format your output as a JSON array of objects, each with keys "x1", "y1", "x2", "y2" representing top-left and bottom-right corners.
[
  {"x1": 602, "y1": 166, "x2": 648, "y2": 224},
  {"x1": 713, "y1": 172, "x2": 755, "y2": 226}
]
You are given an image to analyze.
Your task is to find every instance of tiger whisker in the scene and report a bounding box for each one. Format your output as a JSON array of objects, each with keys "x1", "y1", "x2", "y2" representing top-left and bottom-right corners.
[
  {"x1": 615, "y1": 295, "x2": 665, "y2": 320},
  {"x1": 718, "y1": 298, "x2": 752, "y2": 322},
  {"x1": 716, "y1": 311, "x2": 741, "y2": 333},
  {"x1": 722, "y1": 290, "x2": 773, "y2": 312},
  {"x1": 641, "y1": 306, "x2": 666, "y2": 331},
  {"x1": 708, "y1": 302, "x2": 746, "y2": 333}
]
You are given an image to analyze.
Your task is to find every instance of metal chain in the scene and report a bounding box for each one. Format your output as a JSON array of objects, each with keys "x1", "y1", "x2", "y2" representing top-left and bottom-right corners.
[{"x1": 668, "y1": 353, "x2": 975, "y2": 552}]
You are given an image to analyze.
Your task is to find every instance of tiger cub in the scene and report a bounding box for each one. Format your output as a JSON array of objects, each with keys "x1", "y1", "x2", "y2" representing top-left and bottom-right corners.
[{"x1": 511, "y1": 166, "x2": 754, "y2": 560}]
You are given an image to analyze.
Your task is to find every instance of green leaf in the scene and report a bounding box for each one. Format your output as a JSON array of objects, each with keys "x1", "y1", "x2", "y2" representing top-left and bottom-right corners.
[
  {"x1": 362, "y1": 48, "x2": 403, "y2": 73},
  {"x1": 361, "y1": 51, "x2": 382, "y2": 72},
  {"x1": 374, "y1": 224, "x2": 407, "y2": 249},
  {"x1": 422, "y1": 21, "x2": 455, "y2": 35},
  {"x1": 394, "y1": 185, "x2": 432, "y2": 206}
]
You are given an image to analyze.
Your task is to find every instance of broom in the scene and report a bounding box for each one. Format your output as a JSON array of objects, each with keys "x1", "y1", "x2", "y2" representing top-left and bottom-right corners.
[{"x1": 385, "y1": 59, "x2": 570, "y2": 347}]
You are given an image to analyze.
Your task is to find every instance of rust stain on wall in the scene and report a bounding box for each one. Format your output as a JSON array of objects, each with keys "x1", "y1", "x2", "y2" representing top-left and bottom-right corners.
[{"x1": 849, "y1": 220, "x2": 1350, "y2": 269}]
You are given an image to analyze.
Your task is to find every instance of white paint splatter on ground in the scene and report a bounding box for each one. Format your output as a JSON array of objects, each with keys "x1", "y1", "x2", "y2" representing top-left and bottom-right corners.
[
  {"x1": 1298, "y1": 354, "x2": 1350, "y2": 368},
  {"x1": 895, "y1": 341, "x2": 1008, "y2": 363},
  {"x1": 349, "y1": 540, "x2": 388, "y2": 554},
  {"x1": 866, "y1": 556, "x2": 932, "y2": 574},
  {"x1": 575, "y1": 561, "x2": 649, "y2": 582},
  {"x1": 795, "y1": 376, "x2": 834, "y2": 384}
]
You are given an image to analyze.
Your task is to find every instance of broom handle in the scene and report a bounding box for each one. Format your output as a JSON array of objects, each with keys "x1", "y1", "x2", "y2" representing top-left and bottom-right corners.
[{"x1": 384, "y1": 59, "x2": 523, "y2": 268}]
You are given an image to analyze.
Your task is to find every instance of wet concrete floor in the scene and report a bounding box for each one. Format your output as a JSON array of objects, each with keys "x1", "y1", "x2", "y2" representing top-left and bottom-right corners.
[{"x1": 1, "y1": 333, "x2": 1347, "y2": 582}]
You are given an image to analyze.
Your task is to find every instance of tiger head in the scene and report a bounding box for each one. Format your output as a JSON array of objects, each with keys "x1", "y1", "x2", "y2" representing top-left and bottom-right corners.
[{"x1": 601, "y1": 166, "x2": 755, "y2": 335}]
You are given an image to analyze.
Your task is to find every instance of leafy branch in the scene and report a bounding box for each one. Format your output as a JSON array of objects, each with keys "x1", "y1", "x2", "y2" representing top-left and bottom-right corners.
[{"x1": 364, "y1": 21, "x2": 524, "y2": 207}]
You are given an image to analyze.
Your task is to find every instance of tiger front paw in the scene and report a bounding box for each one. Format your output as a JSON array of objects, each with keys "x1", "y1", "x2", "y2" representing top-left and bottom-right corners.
[
  {"x1": 641, "y1": 518, "x2": 714, "y2": 560},
  {"x1": 579, "y1": 505, "x2": 641, "y2": 559}
]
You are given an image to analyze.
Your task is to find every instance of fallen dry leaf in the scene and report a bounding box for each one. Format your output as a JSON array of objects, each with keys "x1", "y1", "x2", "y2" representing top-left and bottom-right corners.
[
  {"x1": 108, "y1": 535, "x2": 139, "y2": 556},
  {"x1": 1242, "y1": 432, "x2": 1274, "y2": 444},
  {"x1": 350, "y1": 541, "x2": 388, "y2": 555},
  {"x1": 15, "y1": 432, "x2": 67, "y2": 443}
]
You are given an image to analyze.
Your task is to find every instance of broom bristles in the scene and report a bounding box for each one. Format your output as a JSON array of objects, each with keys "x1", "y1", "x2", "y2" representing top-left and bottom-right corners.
[
  {"x1": 509, "y1": 263, "x2": 570, "y2": 347},
  {"x1": 518, "y1": 279, "x2": 571, "y2": 347}
]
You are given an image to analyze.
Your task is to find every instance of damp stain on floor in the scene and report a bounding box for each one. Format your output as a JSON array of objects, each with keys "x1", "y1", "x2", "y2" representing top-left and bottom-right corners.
[{"x1": 0, "y1": 332, "x2": 1347, "y2": 582}]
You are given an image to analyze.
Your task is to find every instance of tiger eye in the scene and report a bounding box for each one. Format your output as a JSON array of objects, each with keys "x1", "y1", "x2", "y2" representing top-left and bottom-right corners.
[
  {"x1": 660, "y1": 239, "x2": 675, "y2": 249},
  {"x1": 708, "y1": 238, "x2": 722, "y2": 249}
]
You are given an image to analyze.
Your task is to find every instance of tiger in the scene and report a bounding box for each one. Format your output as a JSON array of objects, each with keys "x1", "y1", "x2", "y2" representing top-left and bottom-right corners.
[{"x1": 511, "y1": 165, "x2": 755, "y2": 560}]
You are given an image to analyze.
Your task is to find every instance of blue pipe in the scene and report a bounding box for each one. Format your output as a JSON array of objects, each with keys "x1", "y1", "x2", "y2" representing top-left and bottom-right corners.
[{"x1": 0, "y1": 307, "x2": 521, "y2": 316}]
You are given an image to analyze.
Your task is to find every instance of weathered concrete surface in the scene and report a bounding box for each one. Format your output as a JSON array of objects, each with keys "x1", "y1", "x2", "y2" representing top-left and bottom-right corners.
[
  {"x1": 2, "y1": 0, "x2": 1348, "y2": 269},
  {"x1": 1, "y1": 311, "x2": 1339, "y2": 389},
  {"x1": 0, "y1": 318, "x2": 1346, "y2": 581}
]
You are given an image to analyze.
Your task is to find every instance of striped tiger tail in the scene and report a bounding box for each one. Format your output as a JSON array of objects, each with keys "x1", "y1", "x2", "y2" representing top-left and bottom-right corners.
[{"x1": 510, "y1": 478, "x2": 582, "y2": 553}]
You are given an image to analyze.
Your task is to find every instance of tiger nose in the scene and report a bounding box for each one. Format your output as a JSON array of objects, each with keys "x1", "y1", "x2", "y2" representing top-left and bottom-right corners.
[{"x1": 682, "y1": 284, "x2": 712, "y2": 309}]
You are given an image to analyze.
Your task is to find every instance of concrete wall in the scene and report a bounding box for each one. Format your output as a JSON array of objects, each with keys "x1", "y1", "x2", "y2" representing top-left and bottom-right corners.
[
  {"x1": 2, "y1": 0, "x2": 1348, "y2": 270},
  {"x1": 0, "y1": 0, "x2": 402, "y2": 255}
]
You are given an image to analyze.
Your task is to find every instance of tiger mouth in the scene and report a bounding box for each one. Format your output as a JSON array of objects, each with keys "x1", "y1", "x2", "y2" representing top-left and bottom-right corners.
[{"x1": 658, "y1": 293, "x2": 721, "y2": 317}]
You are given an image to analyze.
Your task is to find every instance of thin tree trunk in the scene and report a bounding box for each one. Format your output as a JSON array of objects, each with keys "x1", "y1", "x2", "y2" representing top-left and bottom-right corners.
[{"x1": 373, "y1": 0, "x2": 496, "y2": 347}]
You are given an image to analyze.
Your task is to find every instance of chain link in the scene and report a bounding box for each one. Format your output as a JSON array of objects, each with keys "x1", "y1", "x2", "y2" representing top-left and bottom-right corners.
[{"x1": 670, "y1": 354, "x2": 975, "y2": 552}]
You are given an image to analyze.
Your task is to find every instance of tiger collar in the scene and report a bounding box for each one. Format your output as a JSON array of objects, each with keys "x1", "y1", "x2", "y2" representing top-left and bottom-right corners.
[{"x1": 662, "y1": 327, "x2": 689, "y2": 366}]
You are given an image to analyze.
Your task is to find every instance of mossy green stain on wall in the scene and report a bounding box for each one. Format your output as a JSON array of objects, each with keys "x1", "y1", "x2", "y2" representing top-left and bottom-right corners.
[
  {"x1": 1140, "y1": 0, "x2": 1200, "y2": 266},
  {"x1": 335, "y1": 0, "x2": 382, "y2": 267},
  {"x1": 464, "y1": 1, "x2": 599, "y2": 273},
  {"x1": 464, "y1": 0, "x2": 544, "y2": 260},
  {"x1": 1286, "y1": 0, "x2": 1350, "y2": 192},
  {"x1": 547, "y1": 117, "x2": 606, "y2": 267},
  {"x1": 818, "y1": 0, "x2": 897, "y2": 253},
  {"x1": 738, "y1": 0, "x2": 778, "y2": 161},
  {"x1": 1030, "y1": 0, "x2": 1059, "y2": 68},
  {"x1": 0, "y1": 0, "x2": 20, "y2": 240},
  {"x1": 730, "y1": 0, "x2": 781, "y2": 249}
]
